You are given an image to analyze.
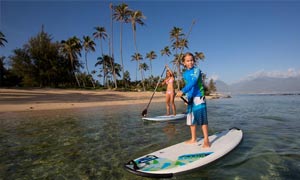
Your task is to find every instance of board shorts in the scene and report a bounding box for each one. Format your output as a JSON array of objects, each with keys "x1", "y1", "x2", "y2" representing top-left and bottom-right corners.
[{"x1": 186, "y1": 96, "x2": 208, "y2": 126}]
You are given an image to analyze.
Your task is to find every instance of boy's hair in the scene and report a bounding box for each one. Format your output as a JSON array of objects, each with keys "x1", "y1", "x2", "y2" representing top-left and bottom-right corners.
[{"x1": 182, "y1": 52, "x2": 195, "y2": 62}]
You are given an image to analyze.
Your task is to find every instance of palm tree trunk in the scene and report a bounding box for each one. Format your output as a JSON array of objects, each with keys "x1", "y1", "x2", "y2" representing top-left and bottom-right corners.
[
  {"x1": 132, "y1": 27, "x2": 145, "y2": 91},
  {"x1": 120, "y1": 23, "x2": 125, "y2": 88},
  {"x1": 110, "y1": 3, "x2": 117, "y2": 89},
  {"x1": 100, "y1": 40, "x2": 106, "y2": 87},
  {"x1": 74, "y1": 72, "x2": 81, "y2": 88},
  {"x1": 70, "y1": 56, "x2": 81, "y2": 88},
  {"x1": 140, "y1": 68, "x2": 145, "y2": 91}
]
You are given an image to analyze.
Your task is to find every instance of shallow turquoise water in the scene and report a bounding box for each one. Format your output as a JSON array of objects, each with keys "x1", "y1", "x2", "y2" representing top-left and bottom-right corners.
[{"x1": 1, "y1": 95, "x2": 300, "y2": 179}]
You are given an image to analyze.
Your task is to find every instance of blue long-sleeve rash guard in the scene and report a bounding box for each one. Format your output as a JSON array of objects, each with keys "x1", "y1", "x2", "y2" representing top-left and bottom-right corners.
[{"x1": 181, "y1": 66, "x2": 205, "y2": 100}]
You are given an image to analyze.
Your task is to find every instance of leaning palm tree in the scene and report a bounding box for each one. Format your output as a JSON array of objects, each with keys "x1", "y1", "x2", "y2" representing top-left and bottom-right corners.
[
  {"x1": 0, "y1": 31, "x2": 8, "y2": 47},
  {"x1": 113, "y1": 3, "x2": 131, "y2": 86},
  {"x1": 83, "y1": 35, "x2": 96, "y2": 88},
  {"x1": 146, "y1": 51, "x2": 157, "y2": 77},
  {"x1": 60, "y1": 36, "x2": 82, "y2": 87},
  {"x1": 93, "y1": 26, "x2": 108, "y2": 86}
]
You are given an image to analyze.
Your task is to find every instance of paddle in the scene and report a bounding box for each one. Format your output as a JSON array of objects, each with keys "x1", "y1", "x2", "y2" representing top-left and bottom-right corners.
[
  {"x1": 175, "y1": 92, "x2": 189, "y2": 104},
  {"x1": 180, "y1": 96, "x2": 189, "y2": 104},
  {"x1": 142, "y1": 67, "x2": 167, "y2": 116}
]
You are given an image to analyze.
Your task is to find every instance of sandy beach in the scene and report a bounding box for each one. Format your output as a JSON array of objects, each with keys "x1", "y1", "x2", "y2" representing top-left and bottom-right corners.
[
  {"x1": 0, "y1": 88, "x2": 224, "y2": 112},
  {"x1": 0, "y1": 88, "x2": 171, "y2": 112}
]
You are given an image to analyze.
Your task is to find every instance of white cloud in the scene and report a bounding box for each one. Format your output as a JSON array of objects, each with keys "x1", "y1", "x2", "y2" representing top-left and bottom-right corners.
[{"x1": 244, "y1": 68, "x2": 300, "y2": 81}]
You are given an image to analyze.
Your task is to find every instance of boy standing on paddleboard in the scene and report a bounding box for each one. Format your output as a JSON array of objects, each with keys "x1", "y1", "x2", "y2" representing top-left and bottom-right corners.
[{"x1": 176, "y1": 52, "x2": 210, "y2": 148}]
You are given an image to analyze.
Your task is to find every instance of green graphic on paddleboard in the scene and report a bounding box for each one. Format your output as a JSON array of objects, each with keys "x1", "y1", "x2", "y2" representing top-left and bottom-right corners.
[{"x1": 135, "y1": 152, "x2": 213, "y2": 171}]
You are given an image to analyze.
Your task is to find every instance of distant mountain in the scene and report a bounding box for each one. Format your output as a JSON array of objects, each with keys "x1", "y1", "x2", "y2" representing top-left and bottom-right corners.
[
  {"x1": 228, "y1": 76, "x2": 300, "y2": 94},
  {"x1": 215, "y1": 80, "x2": 230, "y2": 93}
]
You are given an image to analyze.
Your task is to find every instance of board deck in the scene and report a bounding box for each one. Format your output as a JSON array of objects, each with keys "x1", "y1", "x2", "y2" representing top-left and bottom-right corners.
[
  {"x1": 142, "y1": 113, "x2": 187, "y2": 121},
  {"x1": 124, "y1": 127, "x2": 243, "y2": 178}
]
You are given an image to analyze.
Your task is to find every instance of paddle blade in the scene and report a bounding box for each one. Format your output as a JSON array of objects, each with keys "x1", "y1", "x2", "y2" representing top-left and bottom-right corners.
[{"x1": 141, "y1": 109, "x2": 147, "y2": 117}]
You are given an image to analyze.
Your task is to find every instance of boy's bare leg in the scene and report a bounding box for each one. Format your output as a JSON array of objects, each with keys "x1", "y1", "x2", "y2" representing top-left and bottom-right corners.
[
  {"x1": 185, "y1": 125, "x2": 197, "y2": 144},
  {"x1": 202, "y1": 124, "x2": 210, "y2": 148}
]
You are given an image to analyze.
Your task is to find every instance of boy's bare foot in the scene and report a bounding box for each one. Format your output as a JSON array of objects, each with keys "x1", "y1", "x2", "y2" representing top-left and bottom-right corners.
[
  {"x1": 185, "y1": 139, "x2": 197, "y2": 144},
  {"x1": 202, "y1": 141, "x2": 210, "y2": 148}
]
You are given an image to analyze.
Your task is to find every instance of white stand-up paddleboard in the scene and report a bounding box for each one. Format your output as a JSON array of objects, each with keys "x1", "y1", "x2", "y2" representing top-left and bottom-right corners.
[
  {"x1": 124, "y1": 127, "x2": 243, "y2": 178},
  {"x1": 142, "y1": 113, "x2": 187, "y2": 122}
]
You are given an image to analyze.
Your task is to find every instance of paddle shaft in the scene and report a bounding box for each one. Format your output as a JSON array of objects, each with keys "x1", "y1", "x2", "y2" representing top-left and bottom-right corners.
[{"x1": 180, "y1": 96, "x2": 189, "y2": 104}]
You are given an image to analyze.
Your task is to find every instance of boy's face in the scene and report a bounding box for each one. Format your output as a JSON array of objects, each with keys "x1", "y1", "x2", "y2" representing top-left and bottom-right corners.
[{"x1": 183, "y1": 55, "x2": 194, "y2": 69}]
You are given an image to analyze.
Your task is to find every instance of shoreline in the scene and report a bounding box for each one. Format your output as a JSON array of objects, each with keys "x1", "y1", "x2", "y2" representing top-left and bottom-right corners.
[{"x1": 0, "y1": 88, "x2": 223, "y2": 112}]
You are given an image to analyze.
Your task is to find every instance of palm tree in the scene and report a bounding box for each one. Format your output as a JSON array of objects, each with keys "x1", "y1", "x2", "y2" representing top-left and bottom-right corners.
[
  {"x1": 129, "y1": 10, "x2": 146, "y2": 53},
  {"x1": 170, "y1": 27, "x2": 184, "y2": 89},
  {"x1": 194, "y1": 52, "x2": 205, "y2": 63},
  {"x1": 170, "y1": 27, "x2": 184, "y2": 50},
  {"x1": 93, "y1": 26, "x2": 107, "y2": 56},
  {"x1": 131, "y1": 53, "x2": 143, "y2": 89},
  {"x1": 113, "y1": 3, "x2": 131, "y2": 86},
  {"x1": 95, "y1": 55, "x2": 112, "y2": 87},
  {"x1": 91, "y1": 70, "x2": 97, "y2": 86},
  {"x1": 93, "y1": 26, "x2": 108, "y2": 86},
  {"x1": 83, "y1": 35, "x2": 96, "y2": 88},
  {"x1": 139, "y1": 62, "x2": 149, "y2": 88},
  {"x1": 109, "y1": 3, "x2": 117, "y2": 89},
  {"x1": 146, "y1": 51, "x2": 157, "y2": 77},
  {"x1": 96, "y1": 54, "x2": 122, "y2": 88},
  {"x1": 60, "y1": 36, "x2": 82, "y2": 87},
  {"x1": 0, "y1": 56, "x2": 5, "y2": 86},
  {"x1": 0, "y1": 31, "x2": 8, "y2": 47},
  {"x1": 173, "y1": 38, "x2": 188, "y2": 65},
  {"x1": 161, "y1": 46, "x2": 171, "y2": 64},
  {"x1": 129, "y1": 10, "x2": 145, "y2": 90},
  {"x1": 123, "y1": 70, "x2": 131, "y2": 87},
  {"x1": 113, "y1": 63, "x2": 122, "y2": 79}
]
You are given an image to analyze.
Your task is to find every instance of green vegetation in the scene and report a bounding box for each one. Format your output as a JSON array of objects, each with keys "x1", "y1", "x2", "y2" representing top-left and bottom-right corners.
[{"x1": 0, "y1": 3, "x2": 216, "y2": 94}]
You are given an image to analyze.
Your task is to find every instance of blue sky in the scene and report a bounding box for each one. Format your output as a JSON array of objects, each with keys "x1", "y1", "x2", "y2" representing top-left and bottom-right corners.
[{"x1": 1, "y1": 0, "x2": 300, "y2": 84}]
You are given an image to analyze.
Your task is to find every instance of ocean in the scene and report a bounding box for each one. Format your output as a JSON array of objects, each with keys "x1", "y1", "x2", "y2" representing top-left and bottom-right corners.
[{"x1": 1, "y1": 94, "x2": 300, "y2": 179}]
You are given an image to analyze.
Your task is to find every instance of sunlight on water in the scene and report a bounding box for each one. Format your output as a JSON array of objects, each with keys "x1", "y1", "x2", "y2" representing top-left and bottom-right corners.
[{"x1": 1, "y1": 95, "x2": 300, "y2": 179}]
